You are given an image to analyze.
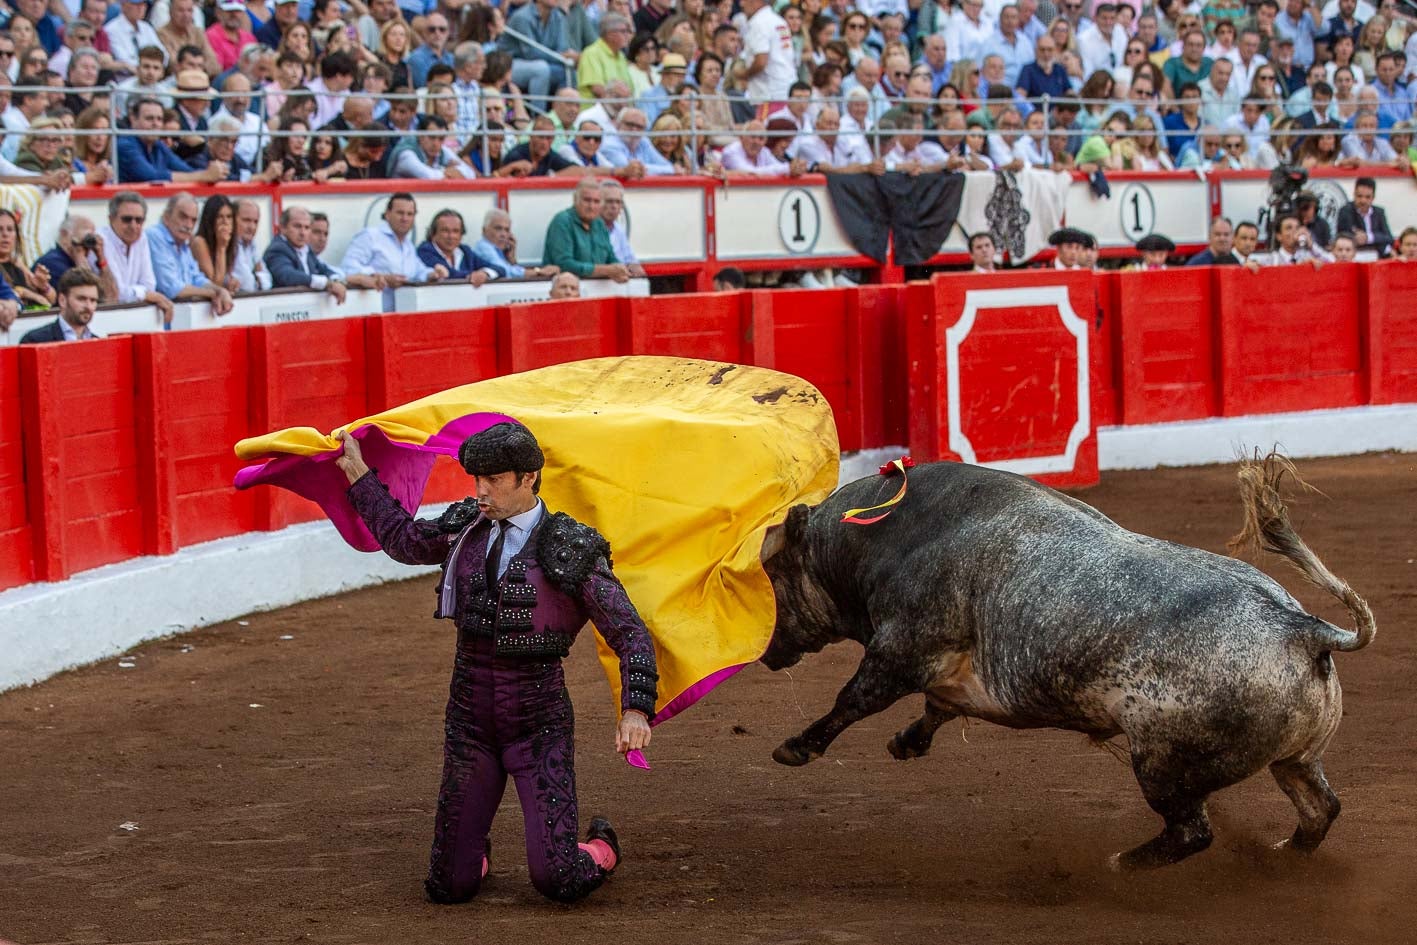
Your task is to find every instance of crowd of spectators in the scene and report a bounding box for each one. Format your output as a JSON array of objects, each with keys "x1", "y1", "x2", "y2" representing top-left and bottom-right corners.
[{"x1": 1, "y1": 0, "x2": 1416, "y2": 187}]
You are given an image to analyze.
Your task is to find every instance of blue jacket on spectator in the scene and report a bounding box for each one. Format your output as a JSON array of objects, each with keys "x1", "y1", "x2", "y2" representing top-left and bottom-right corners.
[
  {"x1": 117, "y1": 136, "x2": 195, "y2": 183},
  {"x1": 417, "y1": 240, "x2": 505, "y2": 279}
]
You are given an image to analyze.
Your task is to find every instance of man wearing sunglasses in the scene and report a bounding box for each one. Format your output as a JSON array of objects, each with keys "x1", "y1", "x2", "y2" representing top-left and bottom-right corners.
[
  {"x1": 97, "y1": 190, "x2": 176, "y2": 324},
  {"x1": 409, "y1": 12, "x2": 455, "y2": 88}
]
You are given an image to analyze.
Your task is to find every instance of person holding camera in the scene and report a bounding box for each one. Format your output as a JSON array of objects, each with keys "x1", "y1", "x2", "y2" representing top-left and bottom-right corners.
[{"x1": 34, "y1": 214, "x2": 120, "y2": 303}]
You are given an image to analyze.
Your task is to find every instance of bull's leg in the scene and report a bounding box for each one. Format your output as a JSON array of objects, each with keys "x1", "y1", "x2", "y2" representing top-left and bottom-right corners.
[
  {"x1": 773, "y1": 655, "x2": 919, "y2": 767},
  {"x1": 1110, "y1": 795, "x2": 1214, "y2": 871},
  {"x1": 1270, "y1": 758, "x2": 1341, "y2": 852},
  {"x1": 887, "y1": 694, "x2": 957, "y2": 761}
]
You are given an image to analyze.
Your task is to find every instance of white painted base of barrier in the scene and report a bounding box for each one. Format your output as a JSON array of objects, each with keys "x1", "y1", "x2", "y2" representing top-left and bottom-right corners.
[
  {"x1": 1097, "y1": 403, "x2": 1417, "y2": 470},
  {"x1": 3, "y1": 404, "x2": 1414, "y2": 693}
]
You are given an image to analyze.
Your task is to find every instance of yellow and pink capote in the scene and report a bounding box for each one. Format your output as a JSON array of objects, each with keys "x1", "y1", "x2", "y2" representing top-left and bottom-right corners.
[{"x1": 235, "y1": 356, "x2": 840, "y2": 755}]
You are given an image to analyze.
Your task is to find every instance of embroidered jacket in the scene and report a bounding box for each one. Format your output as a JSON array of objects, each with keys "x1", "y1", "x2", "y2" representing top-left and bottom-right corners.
[{"x1": 347, "y1": 471, "x2": 659, "y2": 718}]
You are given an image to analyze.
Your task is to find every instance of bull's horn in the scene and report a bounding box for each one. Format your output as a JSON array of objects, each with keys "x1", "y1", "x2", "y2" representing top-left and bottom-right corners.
[{"x1": 760, "y1": 523, "x2": 787, "y2": 563}]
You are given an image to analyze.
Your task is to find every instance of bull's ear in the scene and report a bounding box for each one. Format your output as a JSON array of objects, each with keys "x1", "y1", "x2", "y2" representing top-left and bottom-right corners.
[{"x1": 761, "y1": 504, "x2": 811, "y2": 563}]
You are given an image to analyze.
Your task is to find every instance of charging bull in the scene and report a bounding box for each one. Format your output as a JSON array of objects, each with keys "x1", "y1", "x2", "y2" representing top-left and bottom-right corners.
[{"x1": 758, "y1": 454, "x2": 1375, "y2": 869}]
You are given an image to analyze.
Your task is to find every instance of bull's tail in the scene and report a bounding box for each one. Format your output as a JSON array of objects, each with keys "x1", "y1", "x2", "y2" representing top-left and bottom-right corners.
[{"x1": 1228, "y1": 450, "x2": 1376, "y2": 653}]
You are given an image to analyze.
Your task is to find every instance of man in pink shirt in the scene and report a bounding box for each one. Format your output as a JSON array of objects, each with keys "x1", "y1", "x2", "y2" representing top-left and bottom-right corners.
[
  {"x1": 718, "y1": 118, "x2": 807, "y2": 176},
  {"x1": 206, "y1": 0, "x2": 257, "y2": 72}
]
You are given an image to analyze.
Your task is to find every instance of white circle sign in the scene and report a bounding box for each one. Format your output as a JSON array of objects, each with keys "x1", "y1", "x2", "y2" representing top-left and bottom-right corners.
[
  {"x1": 778, "y1": 188, "x2": 821, "y2": 255},
  {"x1": 1117, "y1": 183, "x2": 1157, "y2": 240}
]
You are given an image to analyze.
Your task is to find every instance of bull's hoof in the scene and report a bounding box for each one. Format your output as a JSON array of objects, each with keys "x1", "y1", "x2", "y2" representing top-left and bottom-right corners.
[
  {"x1": 772, "y1": 740, "x2": 817, "y2": 767},
  {"x1": 887, "y1": 733, "x2": 929, "y2": 760}
]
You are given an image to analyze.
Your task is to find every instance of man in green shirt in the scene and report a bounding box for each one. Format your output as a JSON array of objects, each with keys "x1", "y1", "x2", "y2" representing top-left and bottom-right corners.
[
  {"x1": 1163, "y1": 29, "x2": 1213, "y2": 91},
  {"x1": 577, "y1": 12, "x2": 633, "y2": 101},
  {"x1": 542, "y1": 178, "x2": 631, "y2": 281}
]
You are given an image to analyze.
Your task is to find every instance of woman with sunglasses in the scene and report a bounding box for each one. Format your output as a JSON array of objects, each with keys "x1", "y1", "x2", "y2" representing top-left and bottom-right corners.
[
  {"x1": 839, "y1": 12, "x2": 870, "y2": 68},
  {"x1": 1248, "y1": 68, "x2": 1286, "y2": 123}
]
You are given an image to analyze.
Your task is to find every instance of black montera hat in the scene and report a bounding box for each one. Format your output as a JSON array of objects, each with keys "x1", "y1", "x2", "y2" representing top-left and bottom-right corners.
[
  {"x1": 1135, "y1": 233, "x2": 1176, "y2": 253},
  {"x1": 1049, "y1": 226, "x2": 1090, "y2": 247},
  {"x1": 458, "y1": 422, "x2": 545, "y2": 476}
]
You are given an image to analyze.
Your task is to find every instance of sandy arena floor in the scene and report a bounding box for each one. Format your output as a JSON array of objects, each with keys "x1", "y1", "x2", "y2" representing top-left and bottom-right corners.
[{"x1": 1, "y1": 452, "x2": 1414, "y2": 945}]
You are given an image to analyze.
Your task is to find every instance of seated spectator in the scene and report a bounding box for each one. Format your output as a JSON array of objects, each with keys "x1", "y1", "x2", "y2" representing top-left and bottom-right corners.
[
  {"x1": 35, "y1": 214, "x2": 118, "y2": 300},
  {"x1": 1017, "y1": 33, "x2": 1072, "y2": 100},
  {"x1": 306, "y1": 212, "x2": 344, "y2": 276},
  {"x1": 106, "y1": 0, "x2": 166, "y2": 73},
  {"x1": 1222, "y1": 97, "x2": 1272, "y2": 158},
  {"x1": 541, "y1": 179, "x2": 630, "y2": 283},
  {"x1": 1396, "y1": 227, "x2": 1417, "y2": 261},
  {"x1": 389, "y1": 114, "x2": 477, "y2": 179},
  {"x1": 969, "y1": 232, "x2": 998, "y2": 273},
  {"x1": 461, "y1": 121, "x2": 530, "y2": 176},
  {"x1": 12, "y1": 117, "x2": 69, "y2": 179},
  {"x1": 320, "y1": 95, "x2": 376, "y2": 148},
  {"x1": 549, "y1": 271, "x2": 581, "y2": 299},
  {"x1": 19, "y1": 269, "x2": 103, "y2": 344},
  {"x1": 98, "y1": 190, "x2": 174, "y2": 322},
  {"x1": 712, "y1": 267, "x2": 745, "y2": 291},
  {"x1": 211, "y1": 73, "x2": 266, "y2": 166},
  {"x1": 1331, "y1": 232, "x2": 1359, "y2": 262},
  {"x1": 1341, "y1": 113, "x2": 1401, "y2": 166},
  {"x1": 198, "y1": 114, "x2": 278, "y2": 182},
  {"x1": 1164, "y1": 83, "x2": 1205, "y2": 160},
  {"x1": 1187, "y1": 218, "x2": 1239, "y2": 266},
  {"x1": 112, "y1": 46, "x2": 172, "y2": 120},
  {"x1": 307, "y1": 51, "x2": 357, "y2": 130},
  {"x1": 500, "y1": 0, "x2": 570, "y2": 100},
  {"x1": 117, "y1": 98, "x2": 225, "y2": 184},
  {"x1": 882, "y1": 114, "x2": 951, "y2": 172},
  {"x1": 790, "y1": 107, "x2": 879, "y2": 172},
  {"x1": 501, "y1": 115, "x2": 589, "y2": 177},
  {"x1": 599, "y1": 108, "x2": 676, "y2": 174},
  {"x1": 1, "y1": 88, "x2": 50, "y2": 163},
  {"x1": 232, "y1": 199, "x2": 274, "y2": 293},
  {"x1": 341, "y1": 192, "x2": 450, "y2": 287},
  {"x1": 1246, "y1": 213, "x2": 1332, "y2": 268},
  {"x1": 0, "y1": 208, "x2": 54, "y2": 309},
  {"x1": 1201, "y1": 57, "x2": 1242, "y2": 127},
  {"x1": 546, "y1": 86, "x2": 584, "y2": 149},
  {"x1": 718, "y1": 119, "x2": 807, "y2": 176},
  {"x1": 207, "y1": 0, "x2": 258, "y2": 72},
  {"x1": 1336, "y1": 176, "x2": 1394, "y2": 257},
  {"x1": 598, "y1": 179, "x2": 646, "y2": 277},
  {"x1": 170, "y1": 69, "x2": 213, "y2": 166},
  {"x1": 577, "y1": 13, "x2": 634, "y2": 102},
  {"x1": 72, "y1": 104, "x2": 113, "y2": 185},
  {"x1": 313, "y1": 123, "x2": 390, "y2": 181},
  {"x1": 557, "y1": 120, "x2": 618, "y2": 169},
  {"x1": 265, "y1": 118, "x2": 313, "y2": 180},
  {"x1": 648, "y1": 113, "x2": 694, "y2": 174},
  {"x1": 263, "y1": 206, "x2": 356, "y2": 301},
  {"x1": 417, "y1": 209, "x2": 504, "y2": 285},
  {"x1": 473, "y1": 208, "x2": 559, "y2": 279},
  {"x1": 639, "y1": 52, "x2": 689, "y2": 124},
  {"x1": 148, "y1": 194, "x2": 237, "y2": 315},
  {"x1": 191, "y1": 194, "x2": 237, "y2": 290}
]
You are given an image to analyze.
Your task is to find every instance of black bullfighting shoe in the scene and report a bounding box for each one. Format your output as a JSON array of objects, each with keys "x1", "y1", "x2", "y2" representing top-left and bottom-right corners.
[{"x1": 585, "y1": 816, "x2": 621, "y2": 874}]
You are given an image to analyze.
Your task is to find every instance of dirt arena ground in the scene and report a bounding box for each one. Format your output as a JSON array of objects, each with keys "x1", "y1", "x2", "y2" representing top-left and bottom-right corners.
[{"x1": 1, "y1": 452, "x2": 1414, "y2": 945}]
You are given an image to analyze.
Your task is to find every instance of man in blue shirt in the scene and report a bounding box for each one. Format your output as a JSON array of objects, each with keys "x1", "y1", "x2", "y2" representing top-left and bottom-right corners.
[
  {"x1": 408, "y1": 11, "x2": 455, "y2": 87},
  {"x1": 473, "y1": 208, "x2": 560, "y2": 280},
  {"x1": 501, "y1": 0, "x2": 573, "y2": 101},
  {"x1": 598, "y1": 108, "x2": 675, "y2": 174},
  {"x1": 341, "y1": 193, "x2": 451, "y2": 285},
  {"x1": 147, "y1": 193, "x2": 235, "y2": 315},
  {"x1": 117, "y1": 98, "x2": 225, "y2": 184}
]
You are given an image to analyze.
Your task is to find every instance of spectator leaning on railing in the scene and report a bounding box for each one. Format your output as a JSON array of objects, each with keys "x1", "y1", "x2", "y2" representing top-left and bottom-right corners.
[
  {"x1": 416, "y1": 208, "x2": 505, "y2": 285},
  {"x1": 35, "y1": 214, "x2": 119, "y2": 302},
  {"x1": 99, "y1": 191, "x2": 174, "y2": 323},
  {"x1": 542, "y1": 178, "x2": 630, "y2": 284},
  {"x1": 148, "y1": 193, "x2": 236, "y2": 315},
  {"x1": 341, "y1": 192, "x2": 449, "y2": 288},
  {"x1": 264, "y1": 206, "x2": 353, "y2": 302},
  {"x1": 473, "y1": 208, "x2": 558, "y2": 280}
]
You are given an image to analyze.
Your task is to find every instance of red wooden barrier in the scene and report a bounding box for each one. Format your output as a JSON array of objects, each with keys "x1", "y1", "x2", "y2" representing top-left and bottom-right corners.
[
  {"x1": 19, "y1": 338, "x2": 145, "y2": 581},
  {"x1": 248, "y1": 320, "x2": 370, "y2": 530},
  {"x1": 365, "y1": 308, "x2": 501, "y2": 505},
  {"x1": 748, "y1": 287, "x2": 865, "y2": 452},
  {"x1": 626, "y1": 291, "x2": 748, "y2": 361},
  {"x1": 134, "y1": 328, "x2": 260, "y2": 553},
  {"x1": 0, "y1": 347, "x2": 34, "y2": 590},
  {"x1": 847, "y1": 284, "x2": 904, "y2": 451},
  {"x1": 498, "y1": 297, "x2": 626, "y2": 374},
  {"x1": 1215, "y1": 264, "x2": 1365, "y2": 416},
  {"x1": 909, "y1": 270, "x2": 1099, "y2": 488},
  {"x1": 1092, "y1": 271, "x2": 1121, "y2": 427},
  {"x1": 1115, "y1": 267, "x2": 1218, "y2": 424},
  {"x1": 1363, "y1": 261, "x2": 1417, "y2": 405}
]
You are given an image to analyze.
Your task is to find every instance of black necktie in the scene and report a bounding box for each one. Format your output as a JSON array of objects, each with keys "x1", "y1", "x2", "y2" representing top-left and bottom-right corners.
[{"x1": 485, "y1": 524, "x2": 506, "y2": 589}]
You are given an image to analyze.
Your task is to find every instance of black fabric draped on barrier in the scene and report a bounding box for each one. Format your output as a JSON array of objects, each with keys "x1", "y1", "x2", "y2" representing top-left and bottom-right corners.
[{"x1": 825, "y1": 172, "x2": 966, "y2": 265}]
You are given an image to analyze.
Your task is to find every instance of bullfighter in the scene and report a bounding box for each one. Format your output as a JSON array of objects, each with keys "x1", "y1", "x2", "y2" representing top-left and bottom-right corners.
[{"x1": 335, "y1": 420, "x2": 658, "y2": 904}]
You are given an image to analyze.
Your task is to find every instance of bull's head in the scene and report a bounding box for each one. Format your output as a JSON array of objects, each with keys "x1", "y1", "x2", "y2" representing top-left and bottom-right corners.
[{"x1": 759, "y1": 503, "x2": 841, "y2": 670}]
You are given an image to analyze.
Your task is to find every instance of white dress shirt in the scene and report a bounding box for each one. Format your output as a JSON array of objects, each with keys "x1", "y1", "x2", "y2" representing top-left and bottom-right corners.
[
  {"x1": 883, "y1": 140, "x2": 950, "y2": 169},
  {"x1": 608, "y1": 220, "x2": 636, "y2": 264},
  {"x1": 485, "y1": 501, "x2": 544, "y2": 579},
  {"x1": 341, "y1": 223, "x2": 438, "y2": 281},
  {"x1": 99, "y1": 225, "x2": 157, "y2": 303},
  {"x1": 234, "y1": 238, "x2": 274, "y2": 292},
  {"x1": 1077, "y1": 22, "x2": 1127, "y2": 77},
  {"x1": 104, "y1": 15, "x2": 167, "y2": 70},
  {"x1": 211, "y1": 107, "x2": 265, "y2": 165},
  {"x1": 790, "y1": 134, "x2": 873, "y2": 167}
]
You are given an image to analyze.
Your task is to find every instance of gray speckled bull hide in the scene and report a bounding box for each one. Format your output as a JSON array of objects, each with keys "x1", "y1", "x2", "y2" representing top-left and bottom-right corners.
[{"x1": 759, "y1": 454, "x2": 1375, "y2": 870}]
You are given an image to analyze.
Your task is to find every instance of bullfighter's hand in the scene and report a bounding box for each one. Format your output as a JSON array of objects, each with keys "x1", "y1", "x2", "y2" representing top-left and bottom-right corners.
[
  {"x1": 615, "y1": 710, "x2": 651, "y2": 754},
  {"x1": 335, "y1": 429, "x2": 370, "y2": 484}
]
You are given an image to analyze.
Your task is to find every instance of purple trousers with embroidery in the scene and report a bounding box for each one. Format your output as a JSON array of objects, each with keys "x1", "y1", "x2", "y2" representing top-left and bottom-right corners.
[{"x1": 425, "y1": 634, "x2": 607, "y2": 904}]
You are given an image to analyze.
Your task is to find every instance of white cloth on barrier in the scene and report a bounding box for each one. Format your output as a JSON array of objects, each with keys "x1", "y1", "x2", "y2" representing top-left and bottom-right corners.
[
  {"x1": 954, "y1": 168, "x2": 1069, "y2": 263},
  {"x1": 0, "y1": 184, "x2": 69, "y2": 267}
]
